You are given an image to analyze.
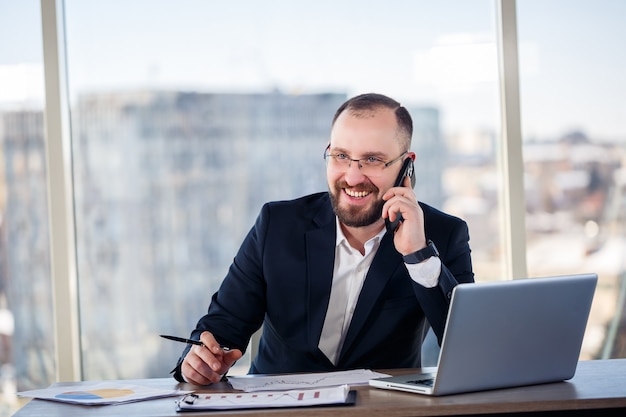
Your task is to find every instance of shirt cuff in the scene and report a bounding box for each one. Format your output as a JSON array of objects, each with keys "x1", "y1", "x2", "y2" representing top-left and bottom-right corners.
[{"x1": 405, "y1": 256, "x2": 441, "y2": 288}]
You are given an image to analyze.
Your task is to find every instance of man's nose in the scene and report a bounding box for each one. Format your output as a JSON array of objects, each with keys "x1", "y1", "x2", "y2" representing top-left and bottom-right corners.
[{"x1": 343, "y1": 159, "x2": 367, "y2": 185}]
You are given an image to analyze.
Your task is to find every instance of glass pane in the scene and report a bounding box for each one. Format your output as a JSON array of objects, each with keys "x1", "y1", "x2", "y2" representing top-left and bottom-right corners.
[
  {"x1": 518, "y1": 0, "x2": 626, "y2": 360},
  {"x1": 64, "y1": 0, "x2": 502, "y2": 379},
  {"x1": 0, "y1": 0, "x2": 53, "y2": 415}
]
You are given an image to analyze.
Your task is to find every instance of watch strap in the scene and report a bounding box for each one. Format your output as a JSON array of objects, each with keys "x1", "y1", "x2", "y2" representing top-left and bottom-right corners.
[{"x1": 403, "y1": 240, "x2": 439, "y2": 264}]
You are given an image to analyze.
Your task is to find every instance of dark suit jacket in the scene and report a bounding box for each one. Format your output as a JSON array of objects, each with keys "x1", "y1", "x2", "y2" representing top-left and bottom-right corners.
[{"x1": 174, "y1": 192, "x2": 473, "y2": 380}]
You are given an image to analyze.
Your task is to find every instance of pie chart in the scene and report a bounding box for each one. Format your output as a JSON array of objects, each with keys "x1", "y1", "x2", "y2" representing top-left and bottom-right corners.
[{"x1": 55, "y1": 388, "x2": 135, "y2": 400}]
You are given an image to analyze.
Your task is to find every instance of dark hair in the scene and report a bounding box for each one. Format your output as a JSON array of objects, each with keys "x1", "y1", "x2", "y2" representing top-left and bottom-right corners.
[{"x1": 331, "y1": 93, "x2": 413, "y2": 149}]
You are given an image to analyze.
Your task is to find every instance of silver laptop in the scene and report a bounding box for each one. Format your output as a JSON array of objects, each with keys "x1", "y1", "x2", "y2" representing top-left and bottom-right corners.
[{"x1": 369, "y1": 273, "x2": 597, "y2": 396}]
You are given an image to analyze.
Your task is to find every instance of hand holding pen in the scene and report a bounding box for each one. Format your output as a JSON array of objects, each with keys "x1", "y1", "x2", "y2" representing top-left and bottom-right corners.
[{"x1": 161, "y1": 332, "x2": 242, "y2": 385}]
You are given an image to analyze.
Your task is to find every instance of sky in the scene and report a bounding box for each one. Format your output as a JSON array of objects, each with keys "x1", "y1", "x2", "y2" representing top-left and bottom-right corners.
[{"x1": 1, "y1": 0, "x2": 625, "y2": 142}]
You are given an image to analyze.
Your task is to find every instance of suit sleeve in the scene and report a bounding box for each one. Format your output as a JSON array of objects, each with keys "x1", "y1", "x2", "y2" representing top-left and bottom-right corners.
[
  {"x1": 171, "y1": 204, "x2": 270, "y2": 381},
  {"x1": 413, "y1": 217, "x2": 473, "y2": 345}
]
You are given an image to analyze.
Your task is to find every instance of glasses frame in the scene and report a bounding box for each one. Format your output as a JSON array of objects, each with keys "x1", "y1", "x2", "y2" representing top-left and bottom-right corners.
[{"x1": 323, "y1": 145, "x2": 408, "y2": 177}]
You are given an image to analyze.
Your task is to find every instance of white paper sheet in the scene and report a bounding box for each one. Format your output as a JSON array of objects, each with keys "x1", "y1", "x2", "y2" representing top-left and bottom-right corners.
[
  {"x1": 227, "y1": 369, "x2": 390, "y2": 392},
  {"x1": 177, "y1": 384, "x2": 351, "y2": 410},
  {"x1": 18, "y1": 382, "x2": 188, "y2": 405}
]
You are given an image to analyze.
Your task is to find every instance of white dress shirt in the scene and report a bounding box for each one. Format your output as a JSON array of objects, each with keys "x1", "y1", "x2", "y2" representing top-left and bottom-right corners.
[{"x1": 318, "y1": 218, "x2": 442, "y2": 364}]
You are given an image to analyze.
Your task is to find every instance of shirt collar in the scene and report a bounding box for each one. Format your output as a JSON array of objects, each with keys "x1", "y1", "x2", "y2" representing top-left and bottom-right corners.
[{"x1": 335, "y1": 217, "x2": 387, "y2": 252}]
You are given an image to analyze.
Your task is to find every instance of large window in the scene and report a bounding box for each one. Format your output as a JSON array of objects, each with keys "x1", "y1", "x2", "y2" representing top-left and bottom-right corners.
[
  {"x1": 62, "y1": 0, "x2": 502, "y2": 380},
  {"x1": 0, "y1": 1, "x2": 53, "y2": 416},
  {"x1": 517, "y1": 0, "x2": 626, "y2": 360}
]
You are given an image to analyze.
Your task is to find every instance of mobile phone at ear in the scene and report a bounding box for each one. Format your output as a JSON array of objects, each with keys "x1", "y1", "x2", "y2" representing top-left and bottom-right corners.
[{"x1": 385, "y1": 158, "x2": 414, "y2": 234}]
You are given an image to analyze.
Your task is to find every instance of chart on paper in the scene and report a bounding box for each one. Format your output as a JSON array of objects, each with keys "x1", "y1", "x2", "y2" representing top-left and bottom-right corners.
[
  {"x1": 177, "y1": 385, "x2": 352, "y2": 410},
  {"x1": 17, "y1": 382, "x2": 186, "y2": 405},
  {"x1": 227, "y1": 369, "x2": 390, "y2": 392}
]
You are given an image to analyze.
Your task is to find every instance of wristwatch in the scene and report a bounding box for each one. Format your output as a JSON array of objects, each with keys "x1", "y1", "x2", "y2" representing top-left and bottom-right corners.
[{"x1": 402, "y1": 240, "x2": 439, "y2": 264}]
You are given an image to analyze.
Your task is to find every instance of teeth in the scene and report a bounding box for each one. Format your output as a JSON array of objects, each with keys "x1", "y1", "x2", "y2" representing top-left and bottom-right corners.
[{"x1": 345, "y1": 189, "x2": 370, "y2": 198}]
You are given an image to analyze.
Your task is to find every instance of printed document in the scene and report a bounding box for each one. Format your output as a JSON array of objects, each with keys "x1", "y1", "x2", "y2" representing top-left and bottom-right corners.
[
  {"x1": 177, "y1": 384, "x2": 353, "y2": 411},
  {"x1": 227, "y1": 368, "x2": 390, "y2": 392}
]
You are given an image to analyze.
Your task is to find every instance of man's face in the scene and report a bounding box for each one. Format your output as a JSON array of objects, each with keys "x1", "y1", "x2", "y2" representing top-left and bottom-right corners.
[{"x1": 327, "y1": 108, "x2": 406, "y2": 228}]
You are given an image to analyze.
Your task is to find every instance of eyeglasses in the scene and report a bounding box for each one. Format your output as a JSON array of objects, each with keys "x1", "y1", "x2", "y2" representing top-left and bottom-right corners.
[{"x1": 324, "y1": 145, "x2": 407, "y2": 178}]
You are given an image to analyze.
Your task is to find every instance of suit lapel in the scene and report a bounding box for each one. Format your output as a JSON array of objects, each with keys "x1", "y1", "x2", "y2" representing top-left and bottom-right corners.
[
  {"x1": 305, "y1": 201, "x2": 336, "y2": 353},
  {"x1": 338, "y1": 232, "x2": 403, "y2": 362}
]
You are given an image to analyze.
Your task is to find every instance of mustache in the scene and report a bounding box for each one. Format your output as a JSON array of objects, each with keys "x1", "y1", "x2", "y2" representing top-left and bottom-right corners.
[{"x1": 336, "y1": 180, "x2": 379, "y2": 194}]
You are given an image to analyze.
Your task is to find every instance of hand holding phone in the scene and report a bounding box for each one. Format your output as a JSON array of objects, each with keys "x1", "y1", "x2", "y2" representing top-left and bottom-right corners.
[{"x1": 385, "y1": 158, "x2": 415, "y2": 234}]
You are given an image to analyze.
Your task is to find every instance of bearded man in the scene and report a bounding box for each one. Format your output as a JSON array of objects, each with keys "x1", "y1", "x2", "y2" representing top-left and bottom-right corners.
[{"x1": 173, "y1": 93, "x2": 474, "y2": 385}]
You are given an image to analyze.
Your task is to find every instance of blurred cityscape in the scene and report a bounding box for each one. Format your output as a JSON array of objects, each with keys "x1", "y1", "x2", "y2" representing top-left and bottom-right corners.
[{"x1": 1, "y1": 90, "x2": 625, "y2": 414}]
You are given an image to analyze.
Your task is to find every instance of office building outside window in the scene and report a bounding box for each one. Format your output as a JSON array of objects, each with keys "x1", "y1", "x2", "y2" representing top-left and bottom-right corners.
[
  {"x1": 0, "y1": 1, "x2": 53, "y2": 416},
  {"x1": 517, "y1": 0, "x2": 626, "y2": 359},
  {"x1": 60, "y1": 0, "x2": 504, "y2": 381}
]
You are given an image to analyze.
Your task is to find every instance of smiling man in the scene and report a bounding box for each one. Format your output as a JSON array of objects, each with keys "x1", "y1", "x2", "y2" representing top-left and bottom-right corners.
[{"x1": 173, "y1": 93, "x2": 474, "y2": 385}]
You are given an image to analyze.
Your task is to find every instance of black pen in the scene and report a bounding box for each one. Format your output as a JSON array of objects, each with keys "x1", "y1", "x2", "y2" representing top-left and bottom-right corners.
[{"x1": 160, "y1": 334, "x2": 231, "y2": 351}]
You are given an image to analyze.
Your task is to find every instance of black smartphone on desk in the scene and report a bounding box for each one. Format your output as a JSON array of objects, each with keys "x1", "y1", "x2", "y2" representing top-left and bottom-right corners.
[{"x1": 385, "y1": 158, "x2": 415, "y2": 234}]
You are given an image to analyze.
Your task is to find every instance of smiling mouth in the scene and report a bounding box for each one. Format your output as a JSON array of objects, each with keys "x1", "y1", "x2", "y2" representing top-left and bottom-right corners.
[{"x1": 344, "y1": 188, "x2": 371, "y2": 198}]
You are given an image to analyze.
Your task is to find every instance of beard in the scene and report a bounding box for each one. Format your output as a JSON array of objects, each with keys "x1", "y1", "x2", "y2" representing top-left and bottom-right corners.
[{"x1": 329, "y1": 180, "x2": 385, "y2": 227}]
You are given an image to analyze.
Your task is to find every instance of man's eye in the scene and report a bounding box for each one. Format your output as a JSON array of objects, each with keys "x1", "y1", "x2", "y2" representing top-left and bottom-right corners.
[
  {"x1": 335, "y1": 153, "x2": 350, "y2": 160},
  {"x1": 364, "y1": 157, "x2": 383, "y2": 165}
]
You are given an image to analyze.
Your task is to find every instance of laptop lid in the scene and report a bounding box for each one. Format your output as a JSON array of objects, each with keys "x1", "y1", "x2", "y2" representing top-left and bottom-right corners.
[{"x1": 370, "y1": 273, "x2": 597, "y2": 396}]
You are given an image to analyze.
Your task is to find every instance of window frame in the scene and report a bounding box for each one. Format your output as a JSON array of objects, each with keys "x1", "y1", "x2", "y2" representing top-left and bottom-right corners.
[{"x1": 41, "y1": 0, "x2": 81, "y2": 381}]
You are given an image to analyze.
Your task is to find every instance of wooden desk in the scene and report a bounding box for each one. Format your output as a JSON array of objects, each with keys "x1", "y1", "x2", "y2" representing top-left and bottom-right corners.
[{"x1": 13, "y1": 359, "x2": 626, "y2": 417}]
